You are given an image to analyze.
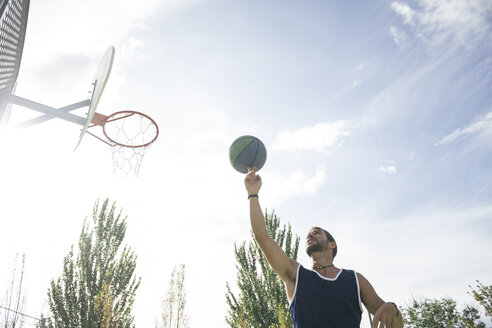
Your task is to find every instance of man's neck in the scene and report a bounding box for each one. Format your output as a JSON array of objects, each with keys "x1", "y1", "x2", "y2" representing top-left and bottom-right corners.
[{"x1": 310, "y1": 251, "x2": 333, "y2": 268}]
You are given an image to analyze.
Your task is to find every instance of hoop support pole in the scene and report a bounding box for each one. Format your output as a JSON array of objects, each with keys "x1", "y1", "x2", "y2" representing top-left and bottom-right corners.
[
  {"x1": 16, "y1": 99, "x2": 91, "y2": 127},
  {"x1": 85, "y1": 130, "x2": 115, "y2": 147},
  {"x1": 8, "y1": 95, "x2": 87, "y2": 126}
]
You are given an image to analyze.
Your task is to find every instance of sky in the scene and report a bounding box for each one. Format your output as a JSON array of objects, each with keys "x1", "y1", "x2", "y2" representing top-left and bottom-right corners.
[{"x1": 1, "y1": 0, "x2": 492, "y2": 327}]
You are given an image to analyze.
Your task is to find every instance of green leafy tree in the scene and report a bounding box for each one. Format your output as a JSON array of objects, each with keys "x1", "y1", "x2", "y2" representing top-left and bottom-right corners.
[
  {"x1": 158, "y1": 264, "x2": 189, "y2": 328},
  {"x1": 469, "y1": 280, "x2": 492, "y2": 322},
  {"x1": 225, "y1": 210, "x2": 300, "y2": 328},
  {"x1": 460, "y1": 305, "x2": 486, "y2": 328},
  {"x1": 403, "y1": 297, "x2": 485, "y2": 328},
  {"x1": 46, "y1": 199, "x2": 141, "y2": 328}
]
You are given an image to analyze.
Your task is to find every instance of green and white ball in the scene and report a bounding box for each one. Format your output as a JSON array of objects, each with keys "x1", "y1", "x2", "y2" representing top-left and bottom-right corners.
[{"x1": 229, "y1": 135, "x2": 267, "y2": 174}]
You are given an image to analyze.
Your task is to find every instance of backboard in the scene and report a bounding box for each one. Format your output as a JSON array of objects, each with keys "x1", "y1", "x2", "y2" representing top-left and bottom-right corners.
[
  {"x1": 0, "y1": 0, "x2": 30, "y2": 125},
  {"x1": 74, "y1": 45, "x2": 115, "y2": 149}
]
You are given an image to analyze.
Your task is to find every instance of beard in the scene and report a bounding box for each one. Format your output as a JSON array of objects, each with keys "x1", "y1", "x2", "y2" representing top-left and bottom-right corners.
[{"x1": 306, "y1": 241, "x2": 327, "y2": 256}]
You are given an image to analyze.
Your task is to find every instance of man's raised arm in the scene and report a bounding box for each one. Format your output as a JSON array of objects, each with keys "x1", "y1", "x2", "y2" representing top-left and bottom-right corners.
[{"x1": 244, "y1": 169, "x2": 298, "y2": 285}]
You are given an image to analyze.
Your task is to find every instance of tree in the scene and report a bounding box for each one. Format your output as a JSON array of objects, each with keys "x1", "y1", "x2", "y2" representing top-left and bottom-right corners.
[
  {"x1": 158, "y1": 264, "x2": 189, "y2": 328},
  {"x1": 403, "y1": 297, "x2": 485, "y2": 328},
  {"x1": 225, "y1": 210, "x2": 300, "y2": 328},
  {"x1": 46, "y1": 198, "x2": 141, "y2": 328},
  {"x1": 469, "y1": 280, "x2": 492, "y2": 322},
  {"x1": 1, "y1": 254, "x2": 26, "y2": 328},
  {"x1": 460, "y1": 305, "x2": 486, "y2": 328}
]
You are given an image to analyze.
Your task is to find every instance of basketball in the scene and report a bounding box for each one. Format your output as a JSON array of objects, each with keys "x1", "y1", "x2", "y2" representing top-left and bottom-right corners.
[{"x1": 229, "y1": 135, "x2": 267, "y2": 174}]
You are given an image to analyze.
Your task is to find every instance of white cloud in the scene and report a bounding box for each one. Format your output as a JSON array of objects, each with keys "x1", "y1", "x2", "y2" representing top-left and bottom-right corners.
[
  {"x1": 435, "y1": 111, "x2": 492, "y2": 146},
  {"x1": 389, "y1": 26, "x2": 409, "y2": 47},
  {"x1": 391, "y1": 0, "x2": 492, "y2": 47},
  {"x1": 379, "y1": 165, "x2": 397, "y2": 175},
  {"x1": 353, "y1": 62, "x2": 367, "y2": 72},
  {"x1": 273, "y1": 121, "x2": 352, "y2": 153},
  {"x1": 348, "y1": 80, "x2": 362, "y2": 89},
  {"x1": 23, "y1": 0, "x2": 202, "y2": 70},
  {"x1": 390, "y1": 2, "x2": 416, "y2": 26},
  {"x1": 263, "y1": 166, "x2": 327, "y2": 206}
]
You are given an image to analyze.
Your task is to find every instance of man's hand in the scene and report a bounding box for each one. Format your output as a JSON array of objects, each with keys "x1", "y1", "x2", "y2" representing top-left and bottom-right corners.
[
  {"x1": 245, "y1": 167, "x2": 262, "y2": 195},
  {"x1": 372, "y1": 302, "x2": 401, "y2": 328}
]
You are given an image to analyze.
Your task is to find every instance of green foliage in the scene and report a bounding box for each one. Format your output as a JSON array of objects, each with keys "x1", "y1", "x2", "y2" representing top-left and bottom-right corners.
[
  {"x1": 225, "y1": 210, "x2": 300, "y2": 328},
  {"x1": 460, "y1": 305, "x2": 486, "y2": 328},
  {"x1": 469, "y1": 280, "x2": 492, "y2": 321},
  {"x1": 403, "y1": 297, "x2": 485, "y2": 328},
  {"x1": 159, "y1": 264, "x2": 189, "y2": 328},
  {"x1": 46, "y1": 199, "x2": 141, "y2": 328}
]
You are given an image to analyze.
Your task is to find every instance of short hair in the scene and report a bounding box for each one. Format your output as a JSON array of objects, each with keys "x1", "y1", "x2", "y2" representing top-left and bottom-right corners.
[{"x1": 311, "y1": 227, "x2": 337, "y2": 259}]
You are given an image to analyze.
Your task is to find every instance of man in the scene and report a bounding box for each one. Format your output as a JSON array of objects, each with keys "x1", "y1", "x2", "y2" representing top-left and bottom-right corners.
[{"x1": 244, "y1": 168, "x2": 403, "y2": 328}]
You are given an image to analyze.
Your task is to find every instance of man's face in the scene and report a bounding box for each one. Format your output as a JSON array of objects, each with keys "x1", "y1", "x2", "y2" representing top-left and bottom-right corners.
[{"x1": 305, "y1": 228, "x2": 328, "y2": 256}]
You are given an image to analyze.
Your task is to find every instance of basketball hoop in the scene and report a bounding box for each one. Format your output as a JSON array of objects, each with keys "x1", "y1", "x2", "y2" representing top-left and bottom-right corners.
[
  {"x1": 1, "y1": 36, "x2": 158, "y2": 177},
  {"x1": 86, "y1": 110, "x2": 159, "y2": 177}
]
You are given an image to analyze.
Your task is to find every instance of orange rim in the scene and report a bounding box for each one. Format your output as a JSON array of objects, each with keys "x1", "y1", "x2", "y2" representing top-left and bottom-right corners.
[{"x1": 102, "y1": 110, "x2": 159, "y2": 148}]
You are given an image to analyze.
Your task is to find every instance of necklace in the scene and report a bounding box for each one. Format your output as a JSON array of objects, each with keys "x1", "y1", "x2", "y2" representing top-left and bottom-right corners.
[{"x1": 313, "y1": 264, "x2": 334, "y2": 269}]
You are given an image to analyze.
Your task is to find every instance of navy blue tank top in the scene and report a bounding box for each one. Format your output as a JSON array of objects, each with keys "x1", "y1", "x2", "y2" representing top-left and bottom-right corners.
[{"x1": 289, "y1": 265, "x2": 363, "y2": 328}]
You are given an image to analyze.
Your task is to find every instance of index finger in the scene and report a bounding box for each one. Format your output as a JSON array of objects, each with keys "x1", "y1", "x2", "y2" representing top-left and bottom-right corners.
[{"x1": 247, "y1": 167, "x2": 257, "y2": 174}]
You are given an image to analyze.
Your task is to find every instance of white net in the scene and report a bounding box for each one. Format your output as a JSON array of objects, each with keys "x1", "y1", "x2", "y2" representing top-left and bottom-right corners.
[
  {"x1": 102, "y1": 111, "x2": 158, "y2": 178},
  {"x1": 111, "y1": 143, "x2": 151, "y2": 178}
]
